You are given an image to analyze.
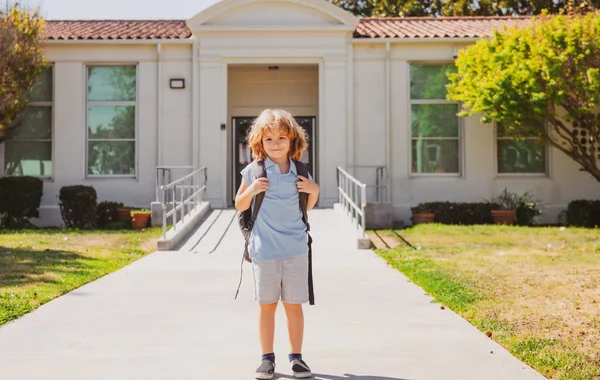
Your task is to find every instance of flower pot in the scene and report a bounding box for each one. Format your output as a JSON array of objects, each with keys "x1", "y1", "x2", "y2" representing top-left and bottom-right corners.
[
  {"x1": 491, "y1": 210, "x2": 516, "y2": 225},
  {"x1": 117, "y1": 208, "x2": 132, "y2": 223},
  {"x1": 131, "y1": 213, "x2": 150, "y2": 229},
  {"x1": 412, "y1": 212, "x2": 435, "y2": 225}
]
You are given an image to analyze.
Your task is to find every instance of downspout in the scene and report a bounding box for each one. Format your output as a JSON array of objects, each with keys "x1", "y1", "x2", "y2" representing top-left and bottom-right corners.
[
  {"x1": 192, "y1": 39, "x2": 199, "y2": 170},
  {"x1": 157, "y1": 43, "x2": 163, "y2": 167},
  {"x1": 156, "y1": 43, "x2": 162, "y2": 202},
  {"x1": 385, "y1": 41, "x2": 392, "y2": 203}
]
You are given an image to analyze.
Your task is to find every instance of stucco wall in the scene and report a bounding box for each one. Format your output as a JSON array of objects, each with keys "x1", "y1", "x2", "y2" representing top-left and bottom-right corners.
[
  {"x1": 28, "y1": 43, "x2": 193, "y2": 226},
  {"x1": 352, "y1": 42, "x2": 600, "y2": 224}
]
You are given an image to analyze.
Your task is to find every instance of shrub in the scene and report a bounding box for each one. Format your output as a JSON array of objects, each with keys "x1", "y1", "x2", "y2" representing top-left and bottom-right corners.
[
  {"x1": 0, "y1": 176, "x2": 43, "y2": 228},
  {"x1": 59, "y1": 185, "x2": 97, "y2": 229},
  {"x1": 413, "y1": 202, "x2": 496, "y2": 225},
  {"x1": 566, "y1": 200, "x2": 600, "y2": 228},
  {"x1": 97, "y1": 201, "x2": 124, "y2": 228},
  {"x1": 515, "y1": 192, "x2": 542, "y2": 226}
]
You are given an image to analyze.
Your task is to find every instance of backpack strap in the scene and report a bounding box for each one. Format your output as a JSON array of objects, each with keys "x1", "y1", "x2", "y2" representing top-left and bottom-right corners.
[
  {"x1": 250, "y1": 160, "x2": 267, "y2": 222},
  {"x1": 294, "y1": 160, "x2": 314, "y2": 306}
]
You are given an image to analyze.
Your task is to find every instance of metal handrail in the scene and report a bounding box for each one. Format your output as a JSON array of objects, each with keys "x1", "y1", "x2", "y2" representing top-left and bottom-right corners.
[
  {"x1": 159, "y1": 166, "x2": 208, "y2": 239},
  {"x1": 156, "y1": 165, "x2": 195, "y2": 202},
  {"x1": 337, "y1": 167, "x2": 367, "y2": 237}
]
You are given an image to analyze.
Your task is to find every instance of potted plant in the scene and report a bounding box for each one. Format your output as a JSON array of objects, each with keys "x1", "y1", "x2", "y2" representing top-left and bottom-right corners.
[
  {"x1": 130, "y1": 209, "x2": 151, "y2": 229},
  {"x1": 411, "y1": 203, "x2": 435, "y2": 225},
  {"x1": 117, "y1": 205, "x2": 133, "y2": 223},
  {"x1": 489, "y1": 188, "x2": 520, "y2": 225}
]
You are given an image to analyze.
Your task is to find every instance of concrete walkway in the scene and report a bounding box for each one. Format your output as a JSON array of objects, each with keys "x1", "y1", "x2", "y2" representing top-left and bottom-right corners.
[{"x1": 0, "y1": 209, "x2": 545, "y2": 380}]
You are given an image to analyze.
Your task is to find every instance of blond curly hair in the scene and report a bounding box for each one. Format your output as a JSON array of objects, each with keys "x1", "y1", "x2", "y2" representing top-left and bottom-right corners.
[{"x1": 247, "y1": 109, "x2": 308, "y2": 161}]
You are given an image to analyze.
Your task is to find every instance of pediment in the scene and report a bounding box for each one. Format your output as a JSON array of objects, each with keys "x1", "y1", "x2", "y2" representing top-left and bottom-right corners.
[{"x1": 188, "y1": 0, "x2": 358, "y2": 31}]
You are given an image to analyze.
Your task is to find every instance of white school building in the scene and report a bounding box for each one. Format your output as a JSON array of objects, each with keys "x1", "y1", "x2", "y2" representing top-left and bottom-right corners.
[{"x1": 3, "y1": 0, "x2": 599, "y2": 227}]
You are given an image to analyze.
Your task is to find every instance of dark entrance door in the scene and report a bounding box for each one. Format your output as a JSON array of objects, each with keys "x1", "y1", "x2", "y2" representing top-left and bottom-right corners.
[{"x1": 232, "y1": 116, "x2": 316, "y2": 201}]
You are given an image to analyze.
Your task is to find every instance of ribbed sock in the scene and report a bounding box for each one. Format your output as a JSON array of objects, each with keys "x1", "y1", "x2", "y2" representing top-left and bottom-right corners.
[
  {"x1": 262, "y1": 353, "x2": 275, "y2": 363},
  {"x1": 289, "y1": 353, "x2": 303, "y2": 362}
]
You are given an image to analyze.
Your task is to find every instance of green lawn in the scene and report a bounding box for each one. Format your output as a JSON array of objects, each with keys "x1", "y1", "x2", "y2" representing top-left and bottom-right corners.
[
  {"x1": 370, "y1": 224, "x2": 600, "y2": 380},
  {"x1": 0, "y1": 228, "x2": 162, "y2": 327}
]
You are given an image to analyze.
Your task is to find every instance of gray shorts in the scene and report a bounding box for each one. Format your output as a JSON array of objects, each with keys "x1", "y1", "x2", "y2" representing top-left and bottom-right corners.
[{"x1": 252, "y1": 253, "x2": 309, "y2": 305}]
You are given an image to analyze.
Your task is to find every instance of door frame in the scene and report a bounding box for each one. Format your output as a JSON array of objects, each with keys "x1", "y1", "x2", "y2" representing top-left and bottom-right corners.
[{"x1": 230, "y1": 115, "x2": 318, "y2": 204}]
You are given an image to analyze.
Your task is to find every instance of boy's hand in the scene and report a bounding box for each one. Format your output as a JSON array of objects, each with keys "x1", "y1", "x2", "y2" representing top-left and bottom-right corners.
[
  {"x1": 296, "y1": 176, "x2": 319, "y2": 194},
  {"x1": 250, "y1": 178, "x2": 269, "y2": 195}
]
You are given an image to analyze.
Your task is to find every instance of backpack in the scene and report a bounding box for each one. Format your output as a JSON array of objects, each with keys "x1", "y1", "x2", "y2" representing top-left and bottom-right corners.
[{"x1": 235, "y1": 159, "x2": 315, "y2": 305}]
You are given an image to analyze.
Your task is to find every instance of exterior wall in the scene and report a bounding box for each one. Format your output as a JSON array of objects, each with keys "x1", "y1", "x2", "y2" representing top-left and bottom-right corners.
[
  {"x1": 26, "y1": 43, "x2": 193, "y2": 226},
  {"x1": 196, "y1": 31, "x2": 351, "y2": 208},
  {"x1": 227, "y1": 64, "x2": 318, "y2": 202},
  {"x1": 352, "y1": 42, "x2": 600, "y2": 225}
]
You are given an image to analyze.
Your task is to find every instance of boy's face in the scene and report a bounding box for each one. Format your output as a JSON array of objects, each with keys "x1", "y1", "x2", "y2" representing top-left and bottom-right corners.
[{"x1": 262, "y1": 128, "x2": 290, "y2": 161}]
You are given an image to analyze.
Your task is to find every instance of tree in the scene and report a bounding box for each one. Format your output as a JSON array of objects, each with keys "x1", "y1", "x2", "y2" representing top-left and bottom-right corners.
[
  {"x1": 447, "y1": 12, "x2": 600, "y2": 182},
  {"x1": 329, "y1": 0, "x2": 599, "y2": 17},
  {"x1": 0, "y1": 2, "x2": 47, "y2": 143}
]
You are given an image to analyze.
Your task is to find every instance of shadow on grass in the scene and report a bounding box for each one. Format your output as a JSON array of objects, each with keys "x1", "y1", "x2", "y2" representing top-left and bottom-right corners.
[{"x1": 0, "y1": 246, "x2": 99, "y2": 288}]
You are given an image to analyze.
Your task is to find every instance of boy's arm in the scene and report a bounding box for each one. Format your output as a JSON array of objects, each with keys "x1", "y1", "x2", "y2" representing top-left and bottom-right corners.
[
  {"x1": 235, "y1": 177, "x2": 268, "y2": 212},
  {"x1": 307, "y1": 191, "x2": 318, "y2": 211}
]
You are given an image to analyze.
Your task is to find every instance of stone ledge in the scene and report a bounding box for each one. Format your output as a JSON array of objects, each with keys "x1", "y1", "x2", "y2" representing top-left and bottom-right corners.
[{"x1": 156, "y1": 201, "x2": 211, "y2": 251}]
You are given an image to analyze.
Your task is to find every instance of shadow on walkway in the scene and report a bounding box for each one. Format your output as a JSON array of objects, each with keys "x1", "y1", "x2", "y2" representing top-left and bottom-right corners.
[{"x1": 277, "y1": 373, "x2": 410, "y2": 380}]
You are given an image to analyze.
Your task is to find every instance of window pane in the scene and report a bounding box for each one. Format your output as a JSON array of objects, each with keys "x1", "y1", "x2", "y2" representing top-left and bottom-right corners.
[
  {"x1": 88, "y1": 106, "x2": 135, "y2": 139},
  {"x1": 411, "y1": 104, "x2": 459, "y2": 138},
  {"x1": 412, "y1": 139, "x2": 459, "y2": 174},
  {"x1": 4, "y1": 141, "x2": 52, "y2": 177},
  {"x1": 88, "y1": 66, "x2": 136, "y2": 101},
  {"x1": 497, "y1": 139, "x2": 546, "y2": 174},
  {"x1": 410, "y1": 65, "x2": 457, "y2": 99},
  {"x1": 88, "y1": 141, "x2": 135, "y2": 175},
  {"x1": 29, "y1": 67, "x2": 53, "y2": 102},
  {"x1": 9, "y1": 106, "x2": 52, "y2": 140}
]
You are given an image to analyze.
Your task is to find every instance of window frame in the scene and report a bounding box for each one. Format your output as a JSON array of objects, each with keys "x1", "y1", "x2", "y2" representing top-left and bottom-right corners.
[
  {"x1": 408, "y1": 62, "x2": 464, "y2": 178},
  {"x1": 494, "y1": 122, "x2": 550, "y2": 177},
  {"x1": 0, "y1": 65, "x2": 55, "y2": 180},
  {"x1": 85, "y1": 63, "x2": 139, "y2": 179}
]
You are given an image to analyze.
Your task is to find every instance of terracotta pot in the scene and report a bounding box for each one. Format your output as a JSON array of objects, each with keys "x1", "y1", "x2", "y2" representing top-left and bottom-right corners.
[
  {"x1": 131, "y1": 213, "x2": 150, "y2": 229},
  {"x1": 491, "y1": 209, "x2": 516, "y2": 225},
  {"x1": 117, "y1": 208, "x2": 132, "y2": 223},
  {"x1": 412, "y1": 212, "x2": 435, "y2": 225}
]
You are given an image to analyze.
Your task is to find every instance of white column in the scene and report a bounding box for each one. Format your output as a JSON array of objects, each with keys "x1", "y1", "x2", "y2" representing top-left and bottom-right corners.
[
  {"x1": 199, "y1": 59, "x2": 227, "y2": 208},
  {"x1": 320, "y1": 57, "x2": 347, "y2": 207}
]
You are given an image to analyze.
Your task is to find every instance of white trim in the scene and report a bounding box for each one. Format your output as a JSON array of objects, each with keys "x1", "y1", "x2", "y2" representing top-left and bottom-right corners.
[
  {"x1": 385, "y1": 41, "x2": 392, "y2": 202},
  {"x1": 84, "y1": 64, "x2": 139, "y2": 178},
  {"x1": 352, "y1": 37, "x2": 481, "y2": 44},
  {"x1": 187, "y1": 0, "x2": 359, "y2": 30},
  {"x1": 192, "y1": 38, "x2": 199, "y2": 169},
  {"x1": 191, "y1": 25, "x2": 355, "y2": 33},
  {"x1": 407, "y1": 63, "x2": 463, "y2": 178},
  {"x1": 221, "y1": 61, "x2": 228, "y2": 208},
  {"x1": 44, "y1": 39, "x2": 193, "y2": 45},
  {"x1": 157, "y1": 43, "x2": 163, "y2": 167}
]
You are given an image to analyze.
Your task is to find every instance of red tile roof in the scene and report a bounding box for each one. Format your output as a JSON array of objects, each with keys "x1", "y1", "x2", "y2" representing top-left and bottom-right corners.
[
  {"x1": 43, "y1": 20, "x2": 192, "y2": 40},
  {"x1": 354, "y1": 17, "x2": 530, "y2": 39},
  {"x1": 42, "y1": 17, "x2": 530, "y2": 41}
]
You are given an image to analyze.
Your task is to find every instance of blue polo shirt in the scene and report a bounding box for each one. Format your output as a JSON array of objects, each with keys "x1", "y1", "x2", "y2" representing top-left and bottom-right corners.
[{"x1": 241, "y1": 157, "x2": 311, "y2": 261}]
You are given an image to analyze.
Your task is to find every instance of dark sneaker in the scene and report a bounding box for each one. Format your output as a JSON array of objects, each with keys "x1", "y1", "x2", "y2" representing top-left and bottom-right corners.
[
  {"x1": 291, "y1": 359, "x2": 312, "y2": 378},
  {"x1": 255, "y1": 359, "x2": 275, "y2": 380}
]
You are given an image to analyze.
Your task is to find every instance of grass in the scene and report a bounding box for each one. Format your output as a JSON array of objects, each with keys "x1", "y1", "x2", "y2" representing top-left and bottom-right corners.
[
  {"x1": 0, "y1": 227, "x2": 162, "y2": 327},
  {"x1": 370, "y1": 224, "x2": 600, "y2": 380}
]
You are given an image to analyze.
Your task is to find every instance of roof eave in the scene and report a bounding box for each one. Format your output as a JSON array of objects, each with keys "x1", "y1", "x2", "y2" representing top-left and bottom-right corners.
[{"x1": 351, "y1": 36, "x2": 483, "y2": 43}]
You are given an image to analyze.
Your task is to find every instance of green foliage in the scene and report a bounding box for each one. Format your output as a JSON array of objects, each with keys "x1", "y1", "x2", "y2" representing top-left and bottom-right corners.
[
  {"x1": 412, "y1": 201, "x2": 496, "y2": 224},
  {"x1": 515, "y1": 192, "x2": 542, "y2": 226},
  {"x1": 96, "y1": 201, "x2": 124, "y2": 228},
  {"x1": 566, "y1": 199, "x2": 600, "y2": 227},
  {"x1": 447, "y1": 12, "x2": 600, "y2": 182},
  {"x1": 58, "y1": 186, "x2": 97, "y2": 229},
  {"x1": 489, "y1": 188, "x2": 521, "y2": 210},
  {"x1": 0, "y1": 3, "x2": 48, "y2": 143},
  {"x1": 0, "y1": 176, "x2": 42, "y2": 228},
  {"x1": 330, "y1": 0, "x2": 598, "y2": 17}
]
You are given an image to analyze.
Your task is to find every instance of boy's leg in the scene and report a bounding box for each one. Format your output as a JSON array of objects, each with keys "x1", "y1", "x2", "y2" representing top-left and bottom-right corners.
[
  {"x1": 282, "y1": 302, "x2": 304, "y2": 353},
  {"x1": 259, "y1": 302, "x2": 278, "y2": 354},
  {"x1": 281, "y1": 254, "x2": 312, "y2": 378}
]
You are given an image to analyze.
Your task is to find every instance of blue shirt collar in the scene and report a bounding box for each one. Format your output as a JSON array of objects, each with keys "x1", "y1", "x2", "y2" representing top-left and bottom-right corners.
[{"x1": 264, "y1": 157, "x2": 297, "y2": 175}]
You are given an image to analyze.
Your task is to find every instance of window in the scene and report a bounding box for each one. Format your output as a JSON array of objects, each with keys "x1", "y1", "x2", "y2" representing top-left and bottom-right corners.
[
  {"x1": 4, "y1": 67, "x2": 53, "y2": 177},
  {"x1": 410, "y1": 65, "x2": 460, "y2": 175},
  {"x1": 496, "y1": 122, "x2": 547, "y2": 175},
  {"x1": 86, "y1": 66, "x2": 137, "y2": 176}
]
